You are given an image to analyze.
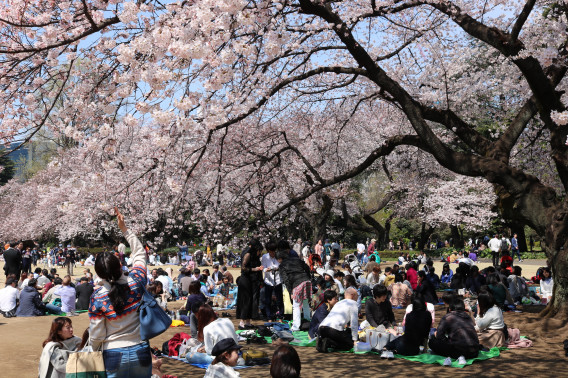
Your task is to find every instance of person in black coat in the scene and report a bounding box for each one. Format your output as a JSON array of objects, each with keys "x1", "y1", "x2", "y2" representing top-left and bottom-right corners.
[
  {"x1": 416, "y1": 271, "x2": 439, "y2": 305},
  {"x1": 75, "y1": 277, "x2": 94, "y2": 310},
  {"x1": 365, "y1": 285, "x2": 395, "y2": 328},
  {"x1": 236, "y1": 240, "x2": 264, "y2": 328},
  {"x1": 3, "y1": 243, "x2": 22, "y2": 281},
  {"x1": 385, "y1": 296, "x2": 432, "y2": 355},
  {"x1": 277, "y1": 250, "x2": 312, "y2": 331}
]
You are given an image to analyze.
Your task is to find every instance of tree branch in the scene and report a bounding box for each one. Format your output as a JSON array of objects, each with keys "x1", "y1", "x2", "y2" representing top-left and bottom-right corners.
[{"x1": 511, "y1": 0, "x2": 536, "y2": 40}]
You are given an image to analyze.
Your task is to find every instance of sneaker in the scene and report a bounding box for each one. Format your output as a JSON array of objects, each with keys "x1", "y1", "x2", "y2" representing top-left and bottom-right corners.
[
  {"x1": 458, "y1": 356, "x2": 467, "y2": 365},
  {"x1": 443, "y1": 357, "x2": 452, "y2": 366},
  {"x1": 388, "y1": 351, "x2": 395, "y2": 360},
  {"x1": 381, "y1": 350, "x2": 389, "y2": 359}
]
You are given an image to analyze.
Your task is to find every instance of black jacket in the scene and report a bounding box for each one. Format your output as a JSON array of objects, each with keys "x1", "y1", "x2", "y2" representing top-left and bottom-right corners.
[
  {"x1": 365, "y1": 297, "x2": 395, "y2": 328},
  {"x1": 279, "y1": 257, "x2": 311, "y2": 293},
  {"x1": 3, "y1": 248, "x2": 22, "y2": 276},
  {"x1": 75, "y1": 283, "x2": 94, "y2": 310},
  {"x1": 416, "y1": 279, "x2": 439, "y2": 304}
]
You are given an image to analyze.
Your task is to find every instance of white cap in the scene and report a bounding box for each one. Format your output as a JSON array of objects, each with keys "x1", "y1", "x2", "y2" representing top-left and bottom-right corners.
[{"x1": 325, "y1": 270, "x2": 335, "y2": 278}]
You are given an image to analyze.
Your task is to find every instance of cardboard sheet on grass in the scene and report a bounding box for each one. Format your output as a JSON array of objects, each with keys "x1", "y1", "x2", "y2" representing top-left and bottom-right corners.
[
  {"x1": 236, "y1": 330, "x2": 317, "y2": 347},
  {"x1": 165, "y1": 356, "x2": 268, "y2": 370}
]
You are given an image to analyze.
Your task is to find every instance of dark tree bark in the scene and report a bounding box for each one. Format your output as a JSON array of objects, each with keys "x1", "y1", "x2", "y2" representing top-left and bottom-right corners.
[
  {"x1": 419, "y1": 222, "x2": 434, "y2": 250},
  {"x1": 451, "y1": 225, "x2": 465, "y2": 249}
]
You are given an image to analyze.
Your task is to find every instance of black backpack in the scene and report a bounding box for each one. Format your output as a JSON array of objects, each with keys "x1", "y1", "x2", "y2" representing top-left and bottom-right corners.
[{"x1": 500, "y1": 239, "x2": 509, "y2": 251}]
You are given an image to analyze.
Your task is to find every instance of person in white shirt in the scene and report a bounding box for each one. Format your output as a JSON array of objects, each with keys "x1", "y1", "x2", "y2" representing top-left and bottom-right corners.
[
  {"x1": 356, "y1": 242, "x2": 366, "y2": 261},
  {"x1": 301, "y1": 243, "x2": 311, "y2": 265},
  {"x1": 317, "y1": 287, "x2": 359, "y2": 352},
  {"x1": 475, "y1": 291, "x2": 506, "y2": 348},
  {"x1": 487, "y1": 235, "x2": 501, "y2": 267},
  {"x1": 261, "y1": 241, "x2": 283, "y2": 320},
  {"x1": 540, "y1": 267, "x2": 553, "y2": 303},
  {"x1": 398, "y1": 252, "x2": 406, "y2": 265},
  {"x1": 203, "y1": 338, "x2": 242, "y2": 378},
  {"x1": 0, "y1": 278, "x2": 19, "y2": 318}
]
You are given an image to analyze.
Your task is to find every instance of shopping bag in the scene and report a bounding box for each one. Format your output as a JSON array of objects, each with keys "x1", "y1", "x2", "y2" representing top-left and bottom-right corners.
[
  {"x1": 367, "y1": 329, "x2": 392, "y2": 351},
  {"x1": 65, "y1": 350, "x2": 106, "y2": 378}
]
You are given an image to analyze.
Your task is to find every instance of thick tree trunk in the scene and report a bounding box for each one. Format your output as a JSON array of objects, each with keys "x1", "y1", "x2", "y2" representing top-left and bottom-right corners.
[
  {"x1": 419, "y1": 222, "x2": 434, "y2": 250},
  {"x1": 540, "y1": 205, "x2": 568, "y2": 318},
  {"x1": 311, "y1": 194, "x2": 333, "y2": 244},
  {"x1": 450, "y1": 225, "x2": 465, "y2": 249},
  {"x1": 509, "y1": 223, "x2": 528, "y2": 252}
]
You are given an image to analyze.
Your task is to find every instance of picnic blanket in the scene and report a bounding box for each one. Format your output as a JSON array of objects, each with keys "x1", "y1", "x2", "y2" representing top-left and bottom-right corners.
[
  {"x1": 394, "y1": 347, "x2": 505, "y2": 368},
  {"x1": 49, "y1": 310, "x2": 88, "y2": 316},
  {"x1": 236, "y1": 330, "x2": 317, "y2": 347},
  {"x1": 166, "y1": 355, "x2": 267, "y2": 370}
]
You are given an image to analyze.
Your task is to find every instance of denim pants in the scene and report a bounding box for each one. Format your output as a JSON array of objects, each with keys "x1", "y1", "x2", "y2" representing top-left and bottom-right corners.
[
  {"x1": 45, "y1": 303, "x2": 62, "y2": 315},
  {"x1": 103, "y1": 342, "x2": 152, "y2": 378},
  {"x1": 264, "y1": 284, "x2": 284, "y2": 319}
]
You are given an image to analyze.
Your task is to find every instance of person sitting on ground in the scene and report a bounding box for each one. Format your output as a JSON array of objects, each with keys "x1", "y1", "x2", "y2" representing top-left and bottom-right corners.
[
  {"x1": 222, "y1": 266, "x2": 234, "y2": 284},
  {"x1": 405, "y1": 262, "x2": 418, "y2": 290},
  {"x1": 38, "y1": 316, "x2": 82, "y2": 378},
  {"x1": 317, "y1": 287, "x2": 359, "y2": 352},
  {"x1": 539, "y1": 267, "x2": 553, "y2": 303},
  {"x1": 465, "y1": 265, "x2": 486, "y2": 295},
  {"x1": 311, "y1": 277, "x2": 327, "y2": 311},
  {"x1": 426, "y1": 266, "x2": 441, "y2": 290},
  {"x1": 147, "y1": 281, "x2": 167, "y2": 310},
  {"x1": 441, "y1": 291, "x2": 457, "y2": 313},
  {"x1": 389, "y1": 273, "x2": 412, "y2": 308},
  {"x1": 385, "y1": 296, "x2": 432, "y2": 356},
  {"x1": 185, "y1": 280, "x2": 206, "y2": 310},
  {"x1": 17, "y1": 278, "x2": 61, "y2": 316},
  {"x1": 415, "y1": 271, "x2": 438, "y2": 305},
  {"x1": 270, "y1": 345, "x2": 301, "y2": 378},
  {"x1": 365, "y1": 285, "x2": 395, "y2": 328},
  {"x1": 487, "y1": 273, "x2": 513, "y2": 309},
  {"x1": 475, "y1": 291, "x2": 506, "y2": 349},
  {"x1": 383, "y1": 267, "x2": 395, "y2": 288},
  {"x1": 75, "y1": 276, "x2": 93, "y2": 311},
  {"x1": 440, "y1": 263, "x2": 453, "y2": 288},
  {"x1": 203, "y1": 338, "x2": 242, "y2": 378},
  {"x1": 343, "y1": 274, "x2": 361, "y2": 310},
  {"x1": 429, "y1": 298, "x2": 480, "y2": 359},
  {"x1": 507, "y1": 266, "x2": 528, "y2": 304},
  {"x1": 199, "y1": 274, "x2": 211, "y2": 298},
  {"x1": 366, "y1": 266, "x2": 384, "y2": 288},
  {"x1": 323, "y1": 270, "x2": 339, "y2": 295},
  {"x1": 309, "y1": 290, "x2": 339, "y2": 339},
  {"x1": 54, "y1": 276, "x2": 76, "y2": 315},
  {"x1": 37, "y1": 269, "x2": 51, "y2": 288},
  {"x1": 0, "y1": 277, "x2": 19, "y2": 318},
  {"x1": 218, "y1": 275, "x2": 234, "y2": 298},
  {"x1": 402, "y1": 294, "x2": 435, "y2": 328},
  {"x1": 197, "y1": 304, "x2": 239, "y2": 355},
  {"x1": 179, "y1": 268, "x2": 192, "y2": 296}
]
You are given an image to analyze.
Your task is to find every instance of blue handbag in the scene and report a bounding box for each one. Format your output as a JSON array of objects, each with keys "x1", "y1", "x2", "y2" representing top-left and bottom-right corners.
[{"x1": 139, "y1": 289, "x2": 172, "y2": 340}]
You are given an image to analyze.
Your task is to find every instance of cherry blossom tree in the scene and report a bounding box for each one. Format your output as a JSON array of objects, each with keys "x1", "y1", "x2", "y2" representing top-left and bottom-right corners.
[{"x1": 1, "y1": 1, "x2": 568, "y2": 315}]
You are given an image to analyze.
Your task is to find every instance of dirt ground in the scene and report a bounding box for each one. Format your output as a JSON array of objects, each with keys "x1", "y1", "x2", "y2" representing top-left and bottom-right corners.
[{"x1": 1, "y1": 259, "x2": 566, "y2": 377}]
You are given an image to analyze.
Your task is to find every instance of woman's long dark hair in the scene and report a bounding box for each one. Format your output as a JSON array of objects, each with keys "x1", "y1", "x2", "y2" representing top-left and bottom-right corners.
[
  {"x1": 477, "y1": 290, "x2": 496, "y2": 317},
  {"x1": 95, "y1": 252, "x2": 130, "y2": 313},
  {"x1": 197, "y1": 304, "x2": 218, "y2": 342},
  {"x1": 43, "y1": 317, "x2": 72, "y2": 347}
]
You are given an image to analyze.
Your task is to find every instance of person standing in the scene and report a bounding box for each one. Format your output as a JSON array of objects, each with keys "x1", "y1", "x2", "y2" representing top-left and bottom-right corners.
[
  {"x1": 89, "y1": 208, "x2": 152, "y2": 377},
  {"x1": 511, "y1": 233, "x2": 521, "y2": 262},
  {"x1": 277, "y1": 250, "x2": 312, "y2": 332},
  {"x1": 3, "y1": 242, "x2": 22, "y2": 281},
  {"x1": 487, "y1": 235, "x2": 501, "y2": 267},
  {"x1": 65, "y1": 246, "x2": 75, "y2": 277},
  {"x1": 236, "y1": 240, "x2": 264, "y2": 329},
  {"x1": 261, "y1": 241, "x2": 283, "y2": 321},
  {"x1": 314, "y1": 240, "x2": 324, "y2": 265},
  {"x1": 367, "y1": 239, "x2": 376, "y2": 256}
]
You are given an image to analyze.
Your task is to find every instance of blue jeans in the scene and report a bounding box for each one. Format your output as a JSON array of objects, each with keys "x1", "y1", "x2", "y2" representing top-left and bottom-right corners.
[
  {"x1": 45, "y1": 303, "x2": 62, "y2": 315},
  {"x1": 264, "y1": 284, "x2": 284, "y2": 319},
  {"x1": 513, "y1": 248, "x2": 522, "y2": 261},
  {"x1": 103, "y1": 342, "x2": 152, "y2": 378}
]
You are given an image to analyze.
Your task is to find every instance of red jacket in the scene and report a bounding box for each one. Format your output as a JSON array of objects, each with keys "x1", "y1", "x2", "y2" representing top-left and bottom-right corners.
[{"x1": 406, "y1": 268, "x2": 418, "y2": 290}]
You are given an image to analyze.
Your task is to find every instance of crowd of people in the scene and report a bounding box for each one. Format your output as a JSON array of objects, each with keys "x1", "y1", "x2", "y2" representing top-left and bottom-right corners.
[{"x1": 0, "y1": 217, "x2": 551, "y2": 377}]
